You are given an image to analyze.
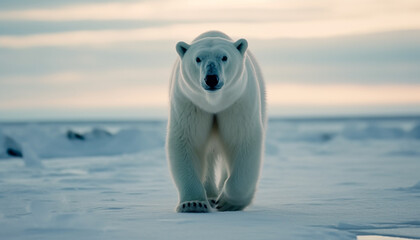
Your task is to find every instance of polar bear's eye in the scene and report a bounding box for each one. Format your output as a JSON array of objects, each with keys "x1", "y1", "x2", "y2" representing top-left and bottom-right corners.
[
  {"x1": 195, "y1": 57, "x2": 201, "y2": 63},
  {"x1": 222, "y1": 56, "x2": 228, "y2": 62}
]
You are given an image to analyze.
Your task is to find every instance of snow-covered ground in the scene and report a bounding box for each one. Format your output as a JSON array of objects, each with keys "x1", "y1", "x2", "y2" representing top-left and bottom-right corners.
[{"x1": 0, "y1": 117, "x2": 419, "y2": 240}]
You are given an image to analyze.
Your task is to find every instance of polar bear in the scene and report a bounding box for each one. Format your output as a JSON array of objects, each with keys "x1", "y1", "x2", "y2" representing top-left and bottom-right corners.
[{"x1": 166, "y1": 31, "x2": 266, "y2": 213}]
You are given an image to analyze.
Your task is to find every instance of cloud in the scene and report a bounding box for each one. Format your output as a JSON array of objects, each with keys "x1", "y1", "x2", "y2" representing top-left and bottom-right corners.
[
  {"x1": 0, "y1": 0, "x2": 420, "y2": 48},
  {"x1": 0, "y1": 1, "x2": 339, "y2": 21},
  {"x1": 2, "y1": 75, "x2": 420, "y2": 109},
  {"x1": 0, "y1": 68, "x2": 170, "y2": 109},
  {"x1": 0, "y1": 0, "x2": 419, "y2": 22},
  {"x1": 263, "y1": 62, "x2": 420, "y2": 84},
  {"x1": 0, "y1": 84, "x2": 168, "y2": 109},
  {"x1": 1, "y1": 68, "x2": 169, "y2": 85},
  {"x1": 267, "y1": 83, "x2": 420, "y2": 106},
  {"x1": 1, "y1": 17, "x2": 420, "y2": 48},
  {"x1": 1, "y1": 0, "x2": 419, "y2": 119}
]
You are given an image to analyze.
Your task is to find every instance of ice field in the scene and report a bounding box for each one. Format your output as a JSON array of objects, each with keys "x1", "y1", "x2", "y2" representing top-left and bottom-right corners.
[{"x1": 0, "y1": 116, "x2": 419, "y2": 240}]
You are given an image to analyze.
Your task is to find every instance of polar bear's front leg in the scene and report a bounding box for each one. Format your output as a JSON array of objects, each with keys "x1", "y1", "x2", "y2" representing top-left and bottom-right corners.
[
  {"x1": 216, "y1": 126, "x2": 264, "y2": 211},
  {"x1": 167, "y1": 132, "x2": 211, "y2": 213}
]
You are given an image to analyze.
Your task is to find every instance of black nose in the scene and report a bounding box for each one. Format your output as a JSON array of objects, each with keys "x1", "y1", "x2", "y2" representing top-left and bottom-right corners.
[{"x1": 205, "y1": 75, "x2": 219, "y2": 88}]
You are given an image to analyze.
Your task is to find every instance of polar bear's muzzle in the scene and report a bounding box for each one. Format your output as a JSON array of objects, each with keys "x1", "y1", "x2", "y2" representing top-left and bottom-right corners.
[
  {"x1": 202, "y1": 61, "x2": 224, "y2": 91},
  {"x1": 203, "y1": 74, "x2": 224, "y2": 91}
]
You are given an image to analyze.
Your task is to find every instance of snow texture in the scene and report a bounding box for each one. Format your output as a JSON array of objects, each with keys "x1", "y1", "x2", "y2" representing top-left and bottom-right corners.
[{"x1": 0, "y1": 117, "x2": 419, "y2": 240}]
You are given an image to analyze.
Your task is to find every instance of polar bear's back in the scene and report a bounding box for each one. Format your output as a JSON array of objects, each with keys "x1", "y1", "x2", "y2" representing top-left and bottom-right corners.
[{"x1": 192, "y1": 31, "x2": 232, "y2": 42}]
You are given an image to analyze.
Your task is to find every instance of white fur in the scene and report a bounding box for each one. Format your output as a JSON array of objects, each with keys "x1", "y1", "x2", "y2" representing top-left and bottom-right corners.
[{"x1": 166, "y1": 31, "x2": 266, "y2": 213}]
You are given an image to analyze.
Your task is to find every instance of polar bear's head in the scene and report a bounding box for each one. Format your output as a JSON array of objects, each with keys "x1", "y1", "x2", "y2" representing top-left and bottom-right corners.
[{"x1": 175, "y1": 35, "x2": 248, "y2": 112}]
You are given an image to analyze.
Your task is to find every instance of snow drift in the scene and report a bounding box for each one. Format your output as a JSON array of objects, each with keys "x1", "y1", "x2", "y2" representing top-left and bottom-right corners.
[{"x1": 0, "y1": 117, "x2": 419, "y2": 240}]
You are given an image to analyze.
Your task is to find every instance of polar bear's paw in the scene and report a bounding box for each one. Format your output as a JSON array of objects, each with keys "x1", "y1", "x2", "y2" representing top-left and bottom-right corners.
[
  {"x1": 176, "y1": 200, "x2": 211, "y2": 213},
  {"x1": 215, "y1": 194, "x2": 248, "y2": 212}
]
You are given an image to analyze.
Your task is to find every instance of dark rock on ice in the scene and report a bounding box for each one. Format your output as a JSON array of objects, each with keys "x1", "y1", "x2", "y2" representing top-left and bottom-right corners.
[
  {"x1": 4, "y1": 136, "x2": 23, "y2": 158},
  {"x1": 67, "y1": 130, "x2": 85, "y2": 141},
  {"x1": 7, "y1": 148, "x2": 22, "y2": 157},
  {"x1": 66, "y1": 128, "x2": 113, "y2": 141}
]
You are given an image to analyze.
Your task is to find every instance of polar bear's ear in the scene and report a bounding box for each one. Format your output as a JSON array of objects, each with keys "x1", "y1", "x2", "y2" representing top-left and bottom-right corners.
[
  {"x1": 234, "y1": 39, "x2": 248, "y2": 55},
  {"x1": 176, "y1": 41, "x2": 190, "y2": 58}
]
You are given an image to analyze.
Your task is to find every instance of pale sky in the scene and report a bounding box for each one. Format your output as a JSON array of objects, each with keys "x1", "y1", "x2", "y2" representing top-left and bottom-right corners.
[{"x1": 0, "y1": 0, "x2": 420, "y2": 120}]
